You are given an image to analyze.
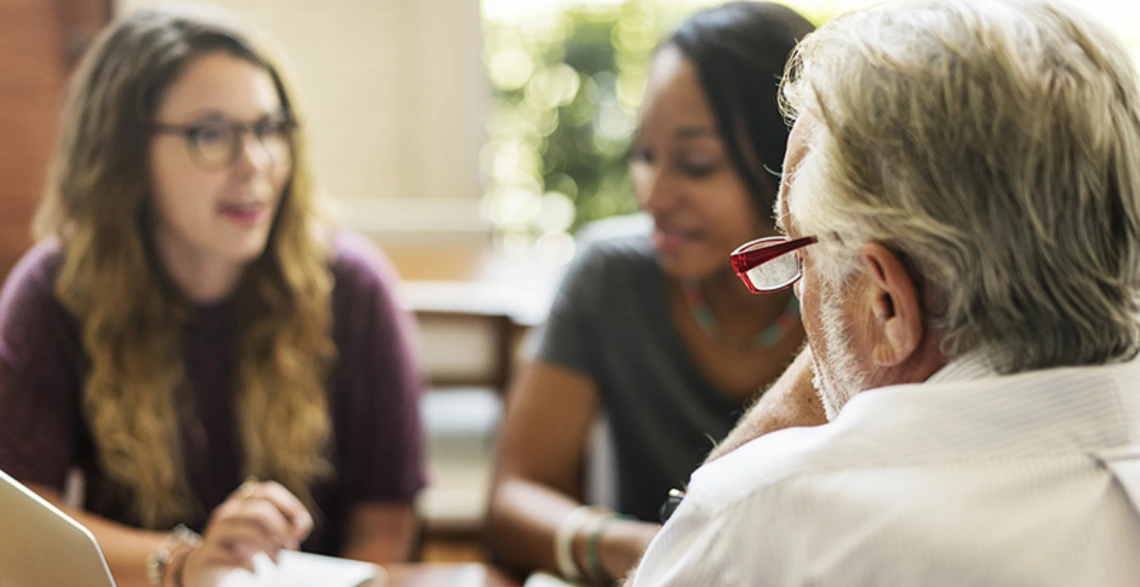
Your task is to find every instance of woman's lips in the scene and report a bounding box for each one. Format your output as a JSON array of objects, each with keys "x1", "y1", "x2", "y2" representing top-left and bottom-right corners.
[
  {"x1": 653, "y1": 229, "x2": 699, "y2": 254},
  {"x1": 218, "y1": 201, "x2": 269, "y2": 227}
]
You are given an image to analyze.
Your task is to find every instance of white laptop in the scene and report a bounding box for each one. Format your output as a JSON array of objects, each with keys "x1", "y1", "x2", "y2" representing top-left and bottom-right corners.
[{"x1": 0, "y1": 468, "x2": 117, "y2": 587}]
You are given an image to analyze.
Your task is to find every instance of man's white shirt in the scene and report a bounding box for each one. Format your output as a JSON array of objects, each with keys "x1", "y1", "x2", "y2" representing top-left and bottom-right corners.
[{"x1": 632, "y1": 357, "x2": 1140, "y2": 586}]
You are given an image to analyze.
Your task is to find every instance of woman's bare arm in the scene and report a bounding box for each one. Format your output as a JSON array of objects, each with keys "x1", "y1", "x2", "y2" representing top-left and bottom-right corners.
[
  {"x1": 487, "y1": 362, "x2": 658, "y2": 581},
  {"x1": 340, "y1": 501, "x2": 418, "y2": 563}
]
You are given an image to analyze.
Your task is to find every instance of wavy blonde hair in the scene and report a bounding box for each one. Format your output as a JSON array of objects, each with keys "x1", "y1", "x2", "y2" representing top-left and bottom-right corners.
[{"x1": 35, "y1": 6, "x2": 336, "y2": 529}]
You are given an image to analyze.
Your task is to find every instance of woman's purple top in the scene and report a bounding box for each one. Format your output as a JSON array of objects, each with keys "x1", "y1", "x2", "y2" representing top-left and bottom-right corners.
[{"x1": 0, "y1": 232, "x2": 427, "y2": 554}]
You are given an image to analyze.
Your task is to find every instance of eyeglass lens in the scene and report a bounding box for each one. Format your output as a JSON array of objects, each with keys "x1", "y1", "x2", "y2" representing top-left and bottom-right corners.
[
  {"x1": 188, "y1": 121, "x2": 292, "y2": 170},
  {"x1": 745, "y1": 248, "x2": 801, "y2": 291}
]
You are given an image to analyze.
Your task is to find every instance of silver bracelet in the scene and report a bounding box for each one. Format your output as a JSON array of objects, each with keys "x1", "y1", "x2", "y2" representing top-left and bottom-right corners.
[{"x1": 145, "y1": 524, "x2": 202, "y2": 587}]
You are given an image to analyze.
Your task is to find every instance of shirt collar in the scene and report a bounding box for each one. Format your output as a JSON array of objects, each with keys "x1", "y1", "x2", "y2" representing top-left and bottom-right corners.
[
  {"x1": 824, "y1": 357, "x2": 1140, "y2": 465},
  {"x1": 925, "y1": 351, "x2": 996, "y2": 385}
]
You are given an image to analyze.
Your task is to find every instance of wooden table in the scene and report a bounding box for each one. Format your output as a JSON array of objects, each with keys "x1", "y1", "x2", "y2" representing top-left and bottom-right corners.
[{"x1": 385, "y1": 563, "x2": 520, "y2": 587}]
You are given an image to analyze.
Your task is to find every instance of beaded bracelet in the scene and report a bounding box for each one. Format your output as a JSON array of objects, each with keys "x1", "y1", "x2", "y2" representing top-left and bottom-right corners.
[{"x1": 145, "y1": 524, "x2": 201, "y2": 587}]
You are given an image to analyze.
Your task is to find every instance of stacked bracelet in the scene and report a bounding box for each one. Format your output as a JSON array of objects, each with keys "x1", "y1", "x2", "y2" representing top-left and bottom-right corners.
[
  {"x1": 146, "y1": 524, "x2": 201, "y2": 587},
  {"x1": 584, "y1": 513, "x2": 623, "y2": 585},
  {"x1": 554, "y1": 505, "x2": 608, "y2": 581}
]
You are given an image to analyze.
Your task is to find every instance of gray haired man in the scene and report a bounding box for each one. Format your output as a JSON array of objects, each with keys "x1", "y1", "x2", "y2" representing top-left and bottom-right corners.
[{"x1": 630, "y1": 0, "x2": 1140, "y2": 584}]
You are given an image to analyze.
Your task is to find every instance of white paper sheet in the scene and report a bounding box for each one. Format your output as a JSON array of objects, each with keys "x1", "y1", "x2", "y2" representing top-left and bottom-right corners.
[{"x1": 217, "y1": 550, "x2": 383, "y2": 587}]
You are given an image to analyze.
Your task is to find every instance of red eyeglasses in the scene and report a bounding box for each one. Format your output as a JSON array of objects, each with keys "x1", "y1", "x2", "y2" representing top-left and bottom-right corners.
[{"x1": 730, "y1": 236, "x2": 818, "y2": 293}]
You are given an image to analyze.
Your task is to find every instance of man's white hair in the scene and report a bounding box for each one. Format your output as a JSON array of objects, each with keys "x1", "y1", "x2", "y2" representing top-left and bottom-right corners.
[{"x1": 782, "y1": 0, "x2": 1140, "y2": 373}]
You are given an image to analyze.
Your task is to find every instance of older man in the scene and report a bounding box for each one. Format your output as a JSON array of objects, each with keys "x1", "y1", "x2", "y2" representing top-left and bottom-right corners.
[{"x1": 629, "y1": 0, "x2": 1140, "y2": 585}]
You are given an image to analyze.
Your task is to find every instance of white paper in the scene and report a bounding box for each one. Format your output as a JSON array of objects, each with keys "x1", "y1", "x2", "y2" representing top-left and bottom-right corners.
[
  {"x1": 218, "y1": 550, "x2": 383, "y2": 587},
  {"x1": 522, "y1": 571, "x2": 588, "y2": 587}
]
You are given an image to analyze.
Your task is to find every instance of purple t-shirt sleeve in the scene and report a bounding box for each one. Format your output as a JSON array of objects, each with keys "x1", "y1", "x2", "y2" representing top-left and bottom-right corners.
[
  {"x1": 329, "y1": 234, "x2": 428, "y2": 503},
  {"x1": 0, "y1": 241, "x2": 83, "y2": 490}
]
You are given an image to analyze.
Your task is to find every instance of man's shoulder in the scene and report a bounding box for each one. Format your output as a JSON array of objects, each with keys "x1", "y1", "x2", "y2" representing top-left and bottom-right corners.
[
  {"x1": 679, "y1": 411, "x2": 946, "y2": 523},
  {"x1": 644, "y1": 363, "x2": 1140, "y2": 586},
  {"x1": 684, "y1": 423, "x2": 843, "y2": 513},
  {"x1": 634, "y1": 425, "x2": 852, "y2": 586}
]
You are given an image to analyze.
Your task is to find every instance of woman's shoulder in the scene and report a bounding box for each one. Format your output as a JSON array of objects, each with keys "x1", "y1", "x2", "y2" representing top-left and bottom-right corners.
[
  {"x1": 565, "y1": 216, "x2": 660, "y2": 295},
  {"x1": 327, "y1": 231, "x2": 400, "y2": 295},
  {"x1": 0, "y1": 239, "x2": 66, "y2": 311},
  {"x1": 0, "y1": 240, "x2": 77, "y2": 366},
  {"x1": 577, "y1": 233, "x2": 657, "y2": 269},
  {"x1": 546, "y1": 216, "x2": 663, "y2": 323}
]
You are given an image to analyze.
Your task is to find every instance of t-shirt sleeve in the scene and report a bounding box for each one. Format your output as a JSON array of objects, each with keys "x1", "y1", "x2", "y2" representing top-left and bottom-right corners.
[
  {"x1": 329, "y1": 234, "x2": 428, "y2": 503},
  {"x1": 531, "y1": 241, "x2": 610, "y2": 377},
  {"x1": 0, "y1": 243, "x2": 83, "y2": 490}
]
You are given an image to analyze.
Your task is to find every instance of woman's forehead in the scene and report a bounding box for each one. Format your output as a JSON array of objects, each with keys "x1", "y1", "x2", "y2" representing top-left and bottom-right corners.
[{"x1": 155, "y1": 52, "x2": 280, "y2": 121}]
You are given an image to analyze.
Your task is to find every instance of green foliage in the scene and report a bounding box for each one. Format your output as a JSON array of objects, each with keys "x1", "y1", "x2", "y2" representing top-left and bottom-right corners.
[
  {"x1": 481, "y1": 1, "x2": 833, "y2": 241},
  {"x1": 482, "y1": 0, "x2": 665, "y2": 239}
]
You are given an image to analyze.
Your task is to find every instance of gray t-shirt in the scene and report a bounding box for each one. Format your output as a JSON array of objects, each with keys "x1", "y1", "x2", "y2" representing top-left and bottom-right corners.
[{"x1": 535, "y1": 233, "x2": 746, "y2": 522}]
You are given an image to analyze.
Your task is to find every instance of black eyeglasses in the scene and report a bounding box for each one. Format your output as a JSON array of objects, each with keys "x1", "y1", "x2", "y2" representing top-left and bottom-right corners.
[{"x1": 152, "y1": 117, "x2": 296, "y2": 172}]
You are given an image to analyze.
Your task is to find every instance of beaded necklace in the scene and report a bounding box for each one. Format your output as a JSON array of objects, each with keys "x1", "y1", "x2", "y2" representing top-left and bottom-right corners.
[{"x1": 681, "y1": 278, "x2": 800, "y2": 353}]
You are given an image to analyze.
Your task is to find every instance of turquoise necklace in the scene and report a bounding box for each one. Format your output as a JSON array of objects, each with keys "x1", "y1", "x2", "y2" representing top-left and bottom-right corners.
[{"x1": 681, "y1": 278, "x2": 800, "y2": 353}]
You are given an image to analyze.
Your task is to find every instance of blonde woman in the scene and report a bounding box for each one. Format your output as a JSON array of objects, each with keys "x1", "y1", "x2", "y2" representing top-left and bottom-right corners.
[{"x1": 0, "y1": 6, "x2": 425, "y2": 587}]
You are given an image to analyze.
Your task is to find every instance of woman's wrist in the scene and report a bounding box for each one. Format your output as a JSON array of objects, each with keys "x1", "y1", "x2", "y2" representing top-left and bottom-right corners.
[
  {"x1": 146, "y1": 524, "x2": 201, "y2": 587},
  {"x1": 595, "y1": 519, "x2": 660, "y2": 585},
  {"x1": 555, "y1": 505, "x2": 609, "y2": 581},
  {"x1": 581, "y1": 513, "x2": 625, "y2": 584},
  {"x1": 164, "y1": 542, "x2": 197, "y2": 587}
]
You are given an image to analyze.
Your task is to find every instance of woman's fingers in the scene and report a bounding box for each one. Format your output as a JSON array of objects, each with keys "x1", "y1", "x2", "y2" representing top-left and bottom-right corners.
[
  {"x1": 207, "y1": 516, "x2": 282, "y2": 565},
  {"x1": 234, "y1": 498, "x2": 294, "y2": 549},
  {"x1": 192, "y1": 534, "x2": 260, "y2": 574},
  {"x1": 203, "y1": 499, "x2": 298, "y2": 563},
  {"x1": 254, "y1": 481, "x2": 314, "y2": 545},
  {"x1": 226, "y1": 480, "x2": 313, "y2": 547},
  {"x1": 183, "y1": 482, "x2": 315, "y2": 587}
]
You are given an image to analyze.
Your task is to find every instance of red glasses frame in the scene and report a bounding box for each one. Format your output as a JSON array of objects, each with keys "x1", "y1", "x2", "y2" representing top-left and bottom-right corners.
[{"x1": 730, "y1": 236, "x2": 819, "y2": 293}]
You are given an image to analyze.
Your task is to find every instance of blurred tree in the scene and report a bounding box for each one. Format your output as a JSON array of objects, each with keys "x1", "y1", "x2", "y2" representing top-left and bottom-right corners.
[{"x1": 482, "y1": 0, "x2": 662, "y2": 259}]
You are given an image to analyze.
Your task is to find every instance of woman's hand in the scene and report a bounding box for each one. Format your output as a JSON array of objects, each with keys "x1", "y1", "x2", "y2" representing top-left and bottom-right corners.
[
  {"x1": 596, "y1": 518, "x2": 661, "y2": 584},
  {"x1": 177, "y1": 480, "x2": 313, "y2": 587}
]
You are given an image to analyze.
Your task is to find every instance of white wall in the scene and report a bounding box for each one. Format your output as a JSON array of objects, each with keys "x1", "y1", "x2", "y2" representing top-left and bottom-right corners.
[{"x1": 115, "y1": 0, "x2": 490, "y2": 239}]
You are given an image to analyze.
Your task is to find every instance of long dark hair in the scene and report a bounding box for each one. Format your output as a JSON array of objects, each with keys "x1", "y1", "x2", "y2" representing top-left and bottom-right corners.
[{"x1": 665, "y1": 2, "x2": 815, "y2": 214}]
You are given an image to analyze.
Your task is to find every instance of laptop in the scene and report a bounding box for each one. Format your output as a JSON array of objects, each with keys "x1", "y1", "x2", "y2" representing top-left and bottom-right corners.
[{"x1": 0, "y1": 468, "x2": 117, "y2": 587}]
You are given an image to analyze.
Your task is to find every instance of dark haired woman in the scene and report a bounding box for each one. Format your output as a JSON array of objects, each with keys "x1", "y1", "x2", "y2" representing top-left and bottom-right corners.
[{"x1": 487, "y1": 3, "x2": 819, "y2": 584}]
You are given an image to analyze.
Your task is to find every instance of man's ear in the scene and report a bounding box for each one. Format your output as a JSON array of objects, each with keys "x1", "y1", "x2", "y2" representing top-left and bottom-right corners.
[{"x1": 859, "y1": 242, "x2": 924, "y2": 367}]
